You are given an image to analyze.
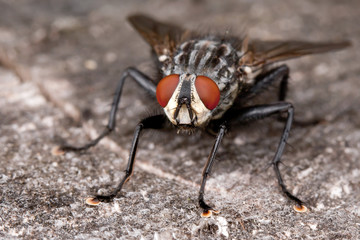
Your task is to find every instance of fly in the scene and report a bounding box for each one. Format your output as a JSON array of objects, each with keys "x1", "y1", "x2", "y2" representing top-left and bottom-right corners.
[{"x1": 59, "y1": 14, "x2": 350, "y2": 217}]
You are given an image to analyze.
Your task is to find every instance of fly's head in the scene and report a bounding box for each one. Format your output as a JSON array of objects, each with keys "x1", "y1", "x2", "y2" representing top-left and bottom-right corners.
[{"x1": 156, "y1": 73, "x2": 220, "y2": 131}]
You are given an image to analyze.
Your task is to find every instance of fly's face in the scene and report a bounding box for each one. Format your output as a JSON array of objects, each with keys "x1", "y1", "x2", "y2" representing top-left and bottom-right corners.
[
  {"x1": 156, "y1": 73, "x2": 220, "y2": 128},
  {"x1": 155, "y1": 38, "x2": 243, "y2": 130}
]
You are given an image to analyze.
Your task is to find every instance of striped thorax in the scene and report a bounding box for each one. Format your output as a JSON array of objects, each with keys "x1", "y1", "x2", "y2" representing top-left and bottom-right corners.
[{"x1": 156, "y1": 39, "x2": 243, "y2": 129}]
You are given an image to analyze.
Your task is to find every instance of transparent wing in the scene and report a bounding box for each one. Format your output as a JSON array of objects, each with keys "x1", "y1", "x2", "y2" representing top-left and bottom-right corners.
[
  {"x1": 247, "y1": 40, "x2": 351, "y2": 67},
  {"x1": 128, "y1": 14, "x2": 191, "y2": 58},
  {"x1": 128, "y1": 15, "x2": 351, "y2": 69}
]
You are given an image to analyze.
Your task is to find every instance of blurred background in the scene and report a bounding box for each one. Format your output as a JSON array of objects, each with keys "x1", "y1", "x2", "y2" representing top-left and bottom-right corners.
[{"x1": 0, "y1": 0, "x2": 359, "y2": 239}]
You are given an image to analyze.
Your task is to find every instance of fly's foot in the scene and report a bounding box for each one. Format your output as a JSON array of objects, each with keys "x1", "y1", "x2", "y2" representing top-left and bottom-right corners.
[
  {"x1": 52, "y1": 144, "x2": 88, "y2": 155},
  {"x1": 56, "y1": 128, "x2": 112, "y2": 153},
  {"x1": 201, "y1": 208, "x2": 220, "y2": 218},
  {"x1": 283, "y1": 190, "x2": 308, "y2": 213},
  {"x1": 293, "y1": 204, "x2": 308, "y2": 213},
  {"x1": 85, "y1": 197, "x2": 101, "y2": 205},
  {"x1": 58, "y1": 143, "x2": 92, "y2": 152},
  {"x1": 85, "y1": 194, "x2": 116, "y2": 206},
  {"x1": 51, "y1": 146, "x2": 65, "y2": 156},
  {"x1": 199, "y1": 199, "x2": 220, "y2": 218}
]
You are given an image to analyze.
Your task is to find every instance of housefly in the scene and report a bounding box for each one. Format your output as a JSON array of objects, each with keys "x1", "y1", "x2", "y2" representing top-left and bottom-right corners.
[{"x1": 59, "y1": 14, "x2": 350, "y2": 217}]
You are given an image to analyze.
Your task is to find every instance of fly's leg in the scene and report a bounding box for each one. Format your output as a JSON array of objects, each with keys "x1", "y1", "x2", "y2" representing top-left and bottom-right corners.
[
  {"x1": 87, "y1": 114, "x2": 167, "y2": 204},
  {"x1": 248, "y1": 65, "x2": 321, "y2": 126},
  {"x1": 246, "y1": 64, "x2": 289, "y2": 101},
  {"x1": 60, "y1": 67, "x2": 157, "y2": 152},
  {"x1": 234, "y1": 102, "x2": 304, "y2": 208},
  {"x1": 278, "y1": 67, "x2": 288, "y2": 102},
  {"x1": 198, "y1": 124, "x2": 226, "y2": 217}
]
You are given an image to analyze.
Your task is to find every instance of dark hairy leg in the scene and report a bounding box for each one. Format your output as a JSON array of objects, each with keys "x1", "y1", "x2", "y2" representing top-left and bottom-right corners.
[
  {"x1": 245, "y1": 64, "x2": 290, "y2": 101},
  {"x1": 87, "y1": 114, "x2": 167, "y2": 204},
  {"x1": 232, "y1": 102, "x2": 304, "y2": 208},
  {"x1": 248, "y1": 64, "x2": 321, "y2": 126},
  {"x1": 198, "y1": 124, "x2": 227, "y2": 216},
  {"x1": 60, "y1": 67, "x2": 157, "y2": 151}
]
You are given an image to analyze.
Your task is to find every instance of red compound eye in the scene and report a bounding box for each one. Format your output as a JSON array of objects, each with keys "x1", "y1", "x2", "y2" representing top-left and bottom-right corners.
[
  {"x1": 195, "y1": 76, "x2": 220, "y2": 110},
  {"x1": 156, "y1": 74, "x2": 180, "y2": 107}
]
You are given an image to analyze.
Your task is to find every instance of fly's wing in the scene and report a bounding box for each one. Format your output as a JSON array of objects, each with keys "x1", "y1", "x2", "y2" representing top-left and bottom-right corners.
[
  {"x1": 245, "y1": 40, "x2": 351, "y2": 67},
  {"x1": 128, "y1": 14, "x2": 191, "y2": 58}
]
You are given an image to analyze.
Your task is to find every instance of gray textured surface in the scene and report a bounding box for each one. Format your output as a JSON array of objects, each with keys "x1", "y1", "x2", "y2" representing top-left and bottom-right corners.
[{"x1": 1, "y1": 0, "x2": 359, "y2": 239}]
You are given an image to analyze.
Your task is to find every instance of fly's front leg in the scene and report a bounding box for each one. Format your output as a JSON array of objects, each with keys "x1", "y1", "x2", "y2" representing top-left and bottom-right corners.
[
  {"x1": 234, "y1": 102, "x2": 305, "y2": 209},
  {"x1": 86, "y1": 114, "x2": 167, "y2": 205},
  {"x1": 60, "y1": 67, "x2": 157, "y2": 152},
  {"x1": 198, "y1": 124, "x2": 226, "y2": 217}
]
